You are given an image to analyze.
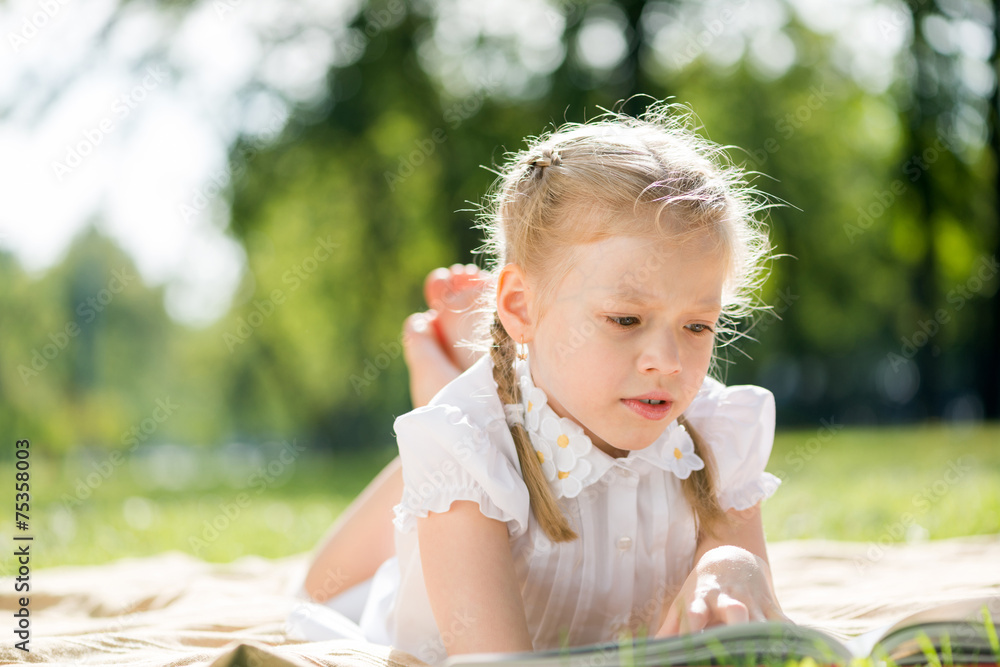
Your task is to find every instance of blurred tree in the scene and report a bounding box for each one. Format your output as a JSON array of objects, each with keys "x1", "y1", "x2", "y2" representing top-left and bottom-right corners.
[
  {"x1": 0, "y1": 228, "x2": 191, "y2": 451},
  {"x1": 895, "y1": 0, "x2": 998, "y2": 419},
  {"x1": 220, "y1": 0, "x2": 998, "y2": 444},
  {"x1": 984, "y1": 0, "x2": 1000, "y2": 418},
  {"x1": 3, "y1": 0, "x2": 997, "y2": 455}
]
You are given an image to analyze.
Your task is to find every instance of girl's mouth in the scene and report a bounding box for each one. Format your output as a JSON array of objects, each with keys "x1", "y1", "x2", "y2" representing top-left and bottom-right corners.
[{"x1": 621, "y1": 398, "x2": 673, "y2": 420}]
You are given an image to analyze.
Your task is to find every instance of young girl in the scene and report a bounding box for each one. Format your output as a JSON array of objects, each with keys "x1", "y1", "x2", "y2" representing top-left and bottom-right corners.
[{"x1": 290, "y1": 102, "x2": 787, "y2": 663}]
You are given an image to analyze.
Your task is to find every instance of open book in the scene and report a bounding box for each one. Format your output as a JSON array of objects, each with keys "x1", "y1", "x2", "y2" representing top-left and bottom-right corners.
[{"x1": 445, "y1": 597, "x2": 1000, "y2": 667}]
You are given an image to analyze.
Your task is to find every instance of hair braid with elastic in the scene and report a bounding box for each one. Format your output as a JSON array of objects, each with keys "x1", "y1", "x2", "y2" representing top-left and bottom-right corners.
[
  {"x1": 477, "y1": 101, "x2": 774, "y2": 538},
  {"x1": 676, "y1": 414, "x2": 726, "y2": 536},
  {"x1": 489, "y1": 315, "x2": 578, "y2": 542}
]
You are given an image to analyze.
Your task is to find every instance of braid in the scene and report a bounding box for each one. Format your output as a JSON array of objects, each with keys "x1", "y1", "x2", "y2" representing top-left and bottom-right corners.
[
  {"x1": 676, "y1": 414, "x2": 726, "y2": 537},
  {"x1": 489, "y1": 314, "x2": 577, "y2": 542},
  {"x1": 475, "y1": 104, "x2": 772, "y2": 543}
]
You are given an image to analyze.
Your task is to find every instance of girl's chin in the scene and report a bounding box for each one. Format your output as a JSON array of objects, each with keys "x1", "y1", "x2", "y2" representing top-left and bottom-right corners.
[
  {"x1": 589, "y1": 431, "x2": 661, "y2": 458},
  {"x1": 591, "y1": 441, "x2": 632, "y2": 459}
]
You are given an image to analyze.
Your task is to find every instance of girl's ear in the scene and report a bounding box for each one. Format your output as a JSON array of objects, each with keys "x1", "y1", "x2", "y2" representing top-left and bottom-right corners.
[{"x1": 496, "y1": 263, "x2": 534, "y2": 342}]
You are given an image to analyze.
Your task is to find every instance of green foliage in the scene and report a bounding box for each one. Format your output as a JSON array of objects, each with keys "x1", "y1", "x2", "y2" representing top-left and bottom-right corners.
[
  {"x1": 3, "y1": 425, "x2": 997, "y2": 570},
  {"x1": 764, "y1": 424, "x2": 1000, "y2": 541},
  {"x1": 1, "y1": 444, "x2": 397, "y2": 569},
  {"x1": 0, "y1": 230, "x2": 185, "y2": 451},
  {"x1": 2, "y1": 0, "x2": 996, "y2": 456}
]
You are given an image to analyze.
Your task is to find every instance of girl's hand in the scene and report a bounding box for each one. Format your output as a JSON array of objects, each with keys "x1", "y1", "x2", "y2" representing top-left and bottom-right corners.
[{"x1": 658, "y1": 544, "x2": 789, "y2": 636}]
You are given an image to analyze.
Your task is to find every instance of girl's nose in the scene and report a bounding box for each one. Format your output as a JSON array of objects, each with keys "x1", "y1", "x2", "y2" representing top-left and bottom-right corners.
[{"x1": 638, "y1": 331, "x2": 682, "y2": 375}]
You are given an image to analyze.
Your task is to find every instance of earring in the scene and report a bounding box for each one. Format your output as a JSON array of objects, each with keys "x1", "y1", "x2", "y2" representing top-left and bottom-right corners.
[{"x1": 516, "y1": 336, "x2": 528, "y2": 361}]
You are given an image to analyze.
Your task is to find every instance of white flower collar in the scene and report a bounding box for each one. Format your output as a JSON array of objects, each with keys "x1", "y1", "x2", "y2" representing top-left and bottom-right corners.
[{"x1": 507, "y1": 357, "x2": 704, "y2": 499}]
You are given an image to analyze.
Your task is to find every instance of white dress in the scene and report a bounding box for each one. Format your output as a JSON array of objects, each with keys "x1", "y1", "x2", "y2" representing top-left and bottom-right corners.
[{"x1": 287, "y1": 354, "x2": 780, "y2": 664}]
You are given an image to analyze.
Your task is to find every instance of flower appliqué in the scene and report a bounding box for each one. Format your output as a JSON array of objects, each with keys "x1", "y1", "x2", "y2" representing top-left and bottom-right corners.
[
  {"x1": 665, "y1": 424, "x2": 705, "y2": 480},
  {"x1": 519, "y1": 374, "x2": 548, "y2": 431},
  {"x1": 515, "y1": 361, "x2": 592, "y2": 498},
  {"x1": 510, "y1": 356, "x2": 705, "y2": 498},
  {"x1": 531, "y1": 412, "x2": 593, "y2": 498}
]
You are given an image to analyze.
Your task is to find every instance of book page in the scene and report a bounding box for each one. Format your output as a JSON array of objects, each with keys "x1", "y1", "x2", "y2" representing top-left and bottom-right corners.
[
  {"x1": 843, "y1": 625, "x2": 892, "y2": 658},
  {"x1": 445, "y1": 622, "x2": 855, "y2": 667},
  {"x1": 880, "y1": 596, "x2": 1000, "y2": 636},
  {"x1": 813, "y1": 596, "x2": 999, "y2": 660}
]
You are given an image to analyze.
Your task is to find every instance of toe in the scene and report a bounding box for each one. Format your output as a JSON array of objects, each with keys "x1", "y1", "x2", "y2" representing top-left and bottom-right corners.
[
  {"x1": 455, "y1": 264, "x2": 486, "y2": 290},
  {"x1": 403, "y1": 311, "x2": 433, "y2": 336},
  {"x1": 403, "y1": 311, "x2": 448, "y2": 357},
  {"x1": 423, "y1": 267, "x2": 453, "y2": 310}
]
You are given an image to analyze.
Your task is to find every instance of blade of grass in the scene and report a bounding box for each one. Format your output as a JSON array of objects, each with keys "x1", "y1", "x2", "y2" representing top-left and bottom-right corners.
[{"x1": 915, "y1": 632, "x2": 942, "y2": 667}]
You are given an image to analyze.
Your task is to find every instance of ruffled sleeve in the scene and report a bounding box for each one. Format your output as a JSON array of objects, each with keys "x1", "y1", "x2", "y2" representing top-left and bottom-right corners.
[
  {"x1": 683, "y1": 378, "x2": 781, "y2": 511},
  {"x1": 392, "y1": 402, "x2": 531, "y2": 539}
]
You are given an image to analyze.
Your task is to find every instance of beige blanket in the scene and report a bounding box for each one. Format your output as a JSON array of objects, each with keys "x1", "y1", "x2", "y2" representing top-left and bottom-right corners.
[{"x1": 2, "y1": 536, "x2": 999, "y2": 666}]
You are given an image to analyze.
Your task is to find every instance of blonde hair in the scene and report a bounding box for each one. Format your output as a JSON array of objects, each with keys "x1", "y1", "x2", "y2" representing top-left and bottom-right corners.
[{"x1": 477, "y1": 101, "x2": 772, "y2": 542}]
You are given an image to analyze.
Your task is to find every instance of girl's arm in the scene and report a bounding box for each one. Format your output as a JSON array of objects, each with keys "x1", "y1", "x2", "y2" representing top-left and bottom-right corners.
[
  {"x1": 658, "y1": 502, "x2": 788, "y2": 635},
  {"x1": 418, "y1": 500, "x2": 534, "y2": 655}
]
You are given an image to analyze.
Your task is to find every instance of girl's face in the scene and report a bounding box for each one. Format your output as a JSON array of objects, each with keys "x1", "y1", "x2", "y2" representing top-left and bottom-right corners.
[{"x1": 527, "y1": 234, "x2": 725, "y2": 458}]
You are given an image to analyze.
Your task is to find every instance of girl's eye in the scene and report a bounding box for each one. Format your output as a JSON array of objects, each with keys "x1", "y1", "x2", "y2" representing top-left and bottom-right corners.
[
  {"x1": 687, "y1": 323, "x2": 715, "y2": 334},
  {"x1": 607, "y1": 316, "x2": 640, "y2": 328}
]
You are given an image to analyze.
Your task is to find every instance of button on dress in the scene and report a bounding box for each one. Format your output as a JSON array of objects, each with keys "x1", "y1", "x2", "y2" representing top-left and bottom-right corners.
[{"x1": 287, "y1": 354, "x2": 780, "y2": 664}]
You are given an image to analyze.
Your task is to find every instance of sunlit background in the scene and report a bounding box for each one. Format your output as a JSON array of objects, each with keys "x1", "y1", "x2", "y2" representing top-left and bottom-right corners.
[{"x1": 1, "y1": 0, "x2": 998, "y2": 567}]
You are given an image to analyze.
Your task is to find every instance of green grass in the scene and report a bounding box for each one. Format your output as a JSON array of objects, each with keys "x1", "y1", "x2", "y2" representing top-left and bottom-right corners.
[
  {"x1": 764, "y1": 422, "x2": 1000, "y2": 541},
  {"x1": 2, "y1": 424, "x2": 998, "y2": 570},
  {"x1": 1, "y1": 442, "x2": 399, "y2": 570}
]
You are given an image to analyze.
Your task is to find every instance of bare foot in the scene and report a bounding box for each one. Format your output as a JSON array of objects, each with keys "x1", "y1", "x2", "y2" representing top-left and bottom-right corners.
[
  {"x1": 423, "y1": 264, "x2": 489, "y2": 372},
  {"x1": 401, "y1": 265, "x2": 490, "y2": 408},
  {"x1": 402, "y1": 312, "x2": 463, "y2": 408}
]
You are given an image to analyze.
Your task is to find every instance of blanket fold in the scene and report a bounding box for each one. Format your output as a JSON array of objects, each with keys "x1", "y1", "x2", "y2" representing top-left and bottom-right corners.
[{"x1": 2, "y1": 536, "x2": 998, "y2": 666}]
